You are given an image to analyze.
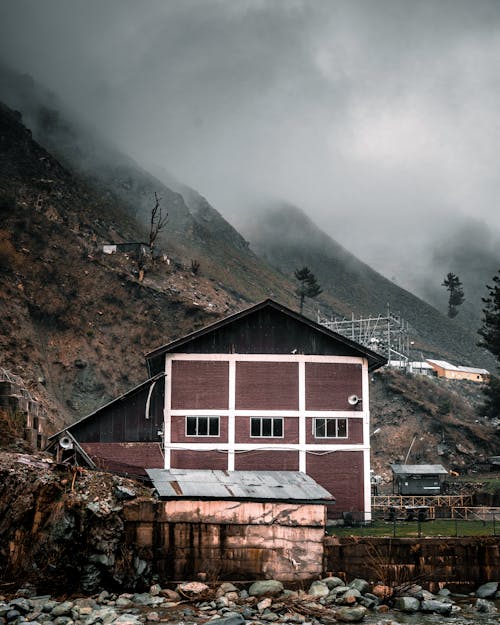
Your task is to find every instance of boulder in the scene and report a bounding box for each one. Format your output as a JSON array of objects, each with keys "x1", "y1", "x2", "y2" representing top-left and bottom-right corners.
[
  {"x1": 337, "y1": 589, "x2": 361, "y2": 605},
  {"x1": 475, "y1": 598, "x2": 497, "y2": 613},
  {"x1": 308, "y1": 582, "x2": 329, "y2": 598},
  {"x1": 207, "y1": 614, "x2": 245, "y2": 625},
  {"x1": 476, "y1": 581, "x2": 498, "y2": 599},
  {"x1": 348, "y1": 579, "x2": 370, "y2": 594},
  {"x1": 248, "y1": 581, "x2": 284, "y2": 598},
  {"x1": 51, "y1": 602, "x2": 74, "y2": 617},
  {"x1": 321, "y1": 577, "x2": 344, "y2": 590},
  {"x1": 177, "y1": 581, "x2": 210, "y2": 597},
  {"x1": 334, "y1": 606, "x2": 367, "y2": 622},
  {"x1": 393, "y1": 596, "x2": 420, "y2": 613},
  {"x1": 420, "y1": 599, "x2": 452, "y2": 615}
]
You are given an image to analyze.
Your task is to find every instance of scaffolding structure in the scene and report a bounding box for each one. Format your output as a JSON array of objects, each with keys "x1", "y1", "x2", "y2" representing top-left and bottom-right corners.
[{"x1": 317, "y1": 305, "x2": 411, "y2": 365}]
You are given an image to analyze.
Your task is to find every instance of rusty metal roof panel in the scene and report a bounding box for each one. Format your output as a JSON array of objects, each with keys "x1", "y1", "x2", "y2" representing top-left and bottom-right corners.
[{"x1": 146, "y1": 469, "x2": 334, "y2": 502}]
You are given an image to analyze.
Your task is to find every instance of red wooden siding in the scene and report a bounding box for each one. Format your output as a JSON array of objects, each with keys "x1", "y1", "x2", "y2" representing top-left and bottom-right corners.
[
  {"x1": 305, "y1": 417, "x2": 363, "y2": 444},
  {"x1": 82, "y1": 442, "x2": 164, "y2": 475},
  {"x1": 170, "y1": 415, "x2": 228, "y2": 443},
  {"x1": 306, "y1": 451, "x2": 364, "y2": 517},
  {"x1": 170, "y1": 449, "x2": 228, "y2": 470},
  {"x1": 171, "y1": 360, "x2": 229, "y2": 410},
  {"x1": 235, "y1": 362, "x2": 299, "y2": 410},
  {"x1": 305, "y1": 363, "x2": 362, "y2": 411},
  {"x1": 234, "y1": 450, "x2": 299, "y2": 471},
  {"x1": 235, "y1": 416, "x2": 299, "y2": 444}
]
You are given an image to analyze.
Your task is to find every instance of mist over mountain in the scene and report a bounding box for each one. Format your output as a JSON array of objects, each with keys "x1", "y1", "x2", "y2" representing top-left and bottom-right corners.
[{"x1": 234, "y1": 202, "x2": 496, "y2": 370}]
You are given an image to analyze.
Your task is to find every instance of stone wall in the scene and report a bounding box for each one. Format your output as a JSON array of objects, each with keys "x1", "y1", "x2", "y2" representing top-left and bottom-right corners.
[
  {"x1": 325, "y1": 536, "x2": 500, "y2": 586},
  {"x1": 124, "y1": 499, "x2": 326, "y2": 582}
]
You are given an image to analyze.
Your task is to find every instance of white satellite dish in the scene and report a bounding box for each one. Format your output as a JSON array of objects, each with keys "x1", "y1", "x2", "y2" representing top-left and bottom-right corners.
[{"x1": 348, "y1": 394, "x2": 361, "y2": 406}]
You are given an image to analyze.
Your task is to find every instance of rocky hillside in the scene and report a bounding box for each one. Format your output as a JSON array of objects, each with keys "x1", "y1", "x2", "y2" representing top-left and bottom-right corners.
[{"x1": 0, "y1": 100, "x2": 287, "y2": 430}]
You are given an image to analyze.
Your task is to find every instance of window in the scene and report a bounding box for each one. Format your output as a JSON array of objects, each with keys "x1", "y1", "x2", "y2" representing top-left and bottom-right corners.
[
  {"x1": 186, "y1": 416, "x2": 220, "y2": 437},
  {"x1": 313, "y1": 417, "x2": 348, "y2": 439},
  {"x1": 250, "y1": 417, "x2": 283, "y2": 438}
]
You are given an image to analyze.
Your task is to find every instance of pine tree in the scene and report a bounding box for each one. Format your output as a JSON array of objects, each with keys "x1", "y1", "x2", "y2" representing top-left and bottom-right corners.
[
  {"x1": 478, "y1": 270, "x2": 500, "y2": 418},
  {"x1": 294, "y1": 266, "x2": 322, "y2": 314},
  {"x1": 442, "y1": 272, "x2": 465, "y2": 318}
]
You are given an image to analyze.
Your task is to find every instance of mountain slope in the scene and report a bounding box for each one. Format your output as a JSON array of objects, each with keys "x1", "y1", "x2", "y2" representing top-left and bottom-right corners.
[{"x1": 235, "y1": 203, "x2": 495, "y2": 369}]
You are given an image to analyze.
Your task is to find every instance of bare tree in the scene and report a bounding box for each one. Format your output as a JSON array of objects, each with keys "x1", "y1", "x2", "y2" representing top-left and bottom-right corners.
[{"x1": 148, "y1": 192, "x2": 168, "y2": 262}]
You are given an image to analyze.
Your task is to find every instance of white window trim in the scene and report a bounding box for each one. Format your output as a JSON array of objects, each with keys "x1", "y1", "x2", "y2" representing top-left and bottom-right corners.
[
  {"x1": 185, "y1": 415, "x2": 220, "y2": 437},
  {"x1": 313, "y1": 417, "x2": 348, "y2": 439},
  {"x1": 249, "y1": 416, "x2": 284, "y2": 438}
]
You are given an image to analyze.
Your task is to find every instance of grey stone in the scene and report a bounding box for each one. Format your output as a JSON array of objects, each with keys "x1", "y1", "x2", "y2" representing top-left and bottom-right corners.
[
  {"x1": 437, "y1": 587, "x2": 451, "y2": 597},
  {"x1": 218, "y1": 583, "x2": 238, "y2": 594},
  {"x1": 114, "y1": 486, "x2": 136, "y2": 501},
  {"x1": 348, "y1": 579, "x2": 369, "y2": 595},
  {"x1": 321, "y1": 577, "x2": 344, "y2": 590},
  {"x1": 248, "y1": 581, "x2": 284, "y2": 598},
  {"x1": 6, "y1": 610, "x2": 21, "y2": 622},
  {"x1": 241, "y1": 607, "x2": 254, "y2": 619},
  {"x1": 115, "y1": 599, "x2": 133, "y2": 609},
  {"x1": 336, "y1": 589, "x2": 361, "y2": 605},
  {"x1": 333, "y1": 606, "x2": 367, "y2": 622},
  {"x1": 363, "y1": 592, "x2": 379, "y2": 605},
  {"x1": 131, "y1": 595, "x2": 154, "y2": 607},
  {"x1": 9, "y1": 600, "x2": 32, "y2": 615},
  {"x1": 261, "y1": 612, "x2": 279, "y2": 622},
  {"x1": 307, "y1": 582, "x2": 329, "y2": 599},
  {"x1": 394, "y1": 596, "x2": 420, "y2": 613},
  {"x1": 208, "y1": 614, "x2": 244, "y2": 625},
  {"x1": 420, "y1": 599, "x2": 452, "y2": 614},
  {"x1": 113, "y1": 615, "x2": 142, "y2": 625},
  {"x1": 41, "y1": 604, "x2": 56, "y2": 615},
  {"x1": 475, "y1": 598, "x2": 497, "y2": 613},
  {"x1": 329, "y1": 586, "x2": 350, "y2": 596},
  {"x1": 53, "y1": 617, "x2": 72, "y2": 625},
  {"x1": 358, "y1": 596, "x2": 377, "y2": 610},
  {"x1": 476, "y1": 581, "x2": 498, "y2": 599},
  {"x1": 51, "y1": 604, "x2": 73, "y2": 618}
]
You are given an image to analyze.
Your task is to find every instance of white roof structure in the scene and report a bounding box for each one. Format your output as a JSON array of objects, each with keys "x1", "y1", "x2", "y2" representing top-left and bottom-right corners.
[{"x1": 426, "y1": 359, "x2": 489, "y2": 375}]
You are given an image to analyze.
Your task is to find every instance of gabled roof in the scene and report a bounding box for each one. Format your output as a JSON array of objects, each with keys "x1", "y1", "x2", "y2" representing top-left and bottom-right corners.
[
  {"x1": 146, "y1": 468, "x2": 334, "y2": 503},
  {"x1": 146, "y1": 298, "x2": 387, "y2": 371}
]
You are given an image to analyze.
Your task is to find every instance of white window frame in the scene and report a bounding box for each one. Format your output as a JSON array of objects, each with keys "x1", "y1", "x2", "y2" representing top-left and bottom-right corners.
[
  {"x1": 250, "y1": 417, "x2": 284, "y2": 438},
  {"x1": 313, "y1": 417, "x2": 348, "y2": 439},
  {"x1": 185, "y1": 415, "x2": 220, "y2": 437}
]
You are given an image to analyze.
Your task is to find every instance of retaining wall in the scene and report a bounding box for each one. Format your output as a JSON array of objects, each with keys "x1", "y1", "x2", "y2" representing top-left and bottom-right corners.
[{"x1": 325, "y1": 536, "x2": 500, "y2": 586}]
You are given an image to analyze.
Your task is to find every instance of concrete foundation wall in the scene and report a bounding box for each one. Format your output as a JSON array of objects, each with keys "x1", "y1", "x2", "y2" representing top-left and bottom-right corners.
[
  {"x1": 325, "y1": 536, "x2": 500, "y2": 585},
  {"x1": 124, "y1": 499, "x2": 326, "y2": 582}
]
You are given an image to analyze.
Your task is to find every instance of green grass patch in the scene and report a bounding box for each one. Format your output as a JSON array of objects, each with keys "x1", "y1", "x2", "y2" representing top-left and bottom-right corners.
[{"x1": 328, "y1": 519, "x2": 499, "y2": 538}]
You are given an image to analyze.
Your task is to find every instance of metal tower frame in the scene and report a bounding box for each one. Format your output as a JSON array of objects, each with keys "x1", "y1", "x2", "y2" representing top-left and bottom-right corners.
[{"x1": 317, "y1": 305, "x2": 411, "y2": 364}]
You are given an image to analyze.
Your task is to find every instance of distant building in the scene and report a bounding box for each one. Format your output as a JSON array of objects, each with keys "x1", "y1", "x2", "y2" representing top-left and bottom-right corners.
[
  {"x1": 51, "y1": 299, "x2": 386, "y2": 520},
  {"x1": 391, "y1": 463, "x2": 448, "y2": 495},
  {"x1": 426, "y1": 359, "x2": 489, "y2": 383}
]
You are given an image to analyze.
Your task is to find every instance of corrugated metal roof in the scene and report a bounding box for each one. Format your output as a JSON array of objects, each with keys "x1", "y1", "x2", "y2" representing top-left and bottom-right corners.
[
  {"x1": 456, "y1": 366, "x2": 489, "y2": 375},
  {"x1": 146, "y1": 469, "x2": 334, "y2": 503},
  {"x1": 426, "y1": 359, "x2": 458, "y2": 371},
  {"x1": 391, "y1": 464, "x2": 448, "y2": 475}
]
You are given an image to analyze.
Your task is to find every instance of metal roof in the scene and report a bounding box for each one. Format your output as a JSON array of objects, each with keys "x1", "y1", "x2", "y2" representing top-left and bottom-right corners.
[
  {"x1": 145, "y1": 299, "x2": 387, "y2": 372},
  {"x1": 146, "y1": 468, "x2": 334, "y2": 503},
  {"x1": 426, "y1": 360, "x2": 488, "y2": 375},
  {"x1": 391, "y1": 464, "x2": 448, "y2": 476}
]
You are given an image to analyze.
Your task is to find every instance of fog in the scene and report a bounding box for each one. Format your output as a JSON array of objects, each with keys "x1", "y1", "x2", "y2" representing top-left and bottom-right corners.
[{"x1": 1, "y1": 0, "x2": 500, "y2": 296}]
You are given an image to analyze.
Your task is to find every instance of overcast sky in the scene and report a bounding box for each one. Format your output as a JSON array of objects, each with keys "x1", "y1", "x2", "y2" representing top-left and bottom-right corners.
[{"x1": 2, "y1": 0, "x2": 500, "y2": 292}]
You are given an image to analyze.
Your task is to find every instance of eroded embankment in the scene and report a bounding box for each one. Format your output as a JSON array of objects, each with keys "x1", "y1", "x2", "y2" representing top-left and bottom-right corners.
[{"x1": 0, "y1": 452, "x2": 154, "y2": 593}]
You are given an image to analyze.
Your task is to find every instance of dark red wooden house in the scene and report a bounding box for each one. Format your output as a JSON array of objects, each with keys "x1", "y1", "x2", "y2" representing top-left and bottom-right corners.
[{"x1": 55, "y1": 299, "x2": 386, "y2": 519}]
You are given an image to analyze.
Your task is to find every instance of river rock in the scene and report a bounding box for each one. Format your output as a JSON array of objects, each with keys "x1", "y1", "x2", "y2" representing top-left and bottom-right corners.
[
  {"x1": 476, "y1": 581, "x2": 498, "y2": 598},
  {"x1": 475, "y1": 598, "x2": 497, "y2": 613},
  {"x1": 321, "y1": 577, "x2": 344, "y2": 590},
  {"x1": 9, "y1": 598, "x2": 32, "y2": 614},
  {"x1": 159, "y1": 589, "x2": 180, "y2": 601},
  {"x1": 113, "y1": 614, "x2": 142, "y2": 625},
  {"x1": 334, "y1": 606, "x2": 367, "y2": 622},
  {"x1": 257, "y1": 598, "x2": 273, "y2": 612},
  {"x1": 394, "y1": 596, "x2": 420, "y2": 613},
  {"x1": 308, "y1": 581, "x2": 330, "y2": 598},
  {"x1": 348, "y1": 578, "x2": 370, "y2": 594},
  {"x1": 337, "y1": 589, "x2": 361, "y2": 605},
  {"x1": 51, "y1": 602, "x2": 74, "y2": 617},
  {"x1": 248, "y1": 581, "x2": 284, "y2": 597},
  {"x1": 177, "y1": 581, "x2": 210, "y2": 597},
  {"x1": 208, "y1": 614, "x2": 245, "y2": 625},
  {"x1": 371, "y1": 584, "x2": 392, "y2": 600},
  {"x1": 420, "y1": 599, "x2": 452, "y2": 614},
  {"x1": 218, "y1": 583, "x2": 239, "y2": 595}
]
